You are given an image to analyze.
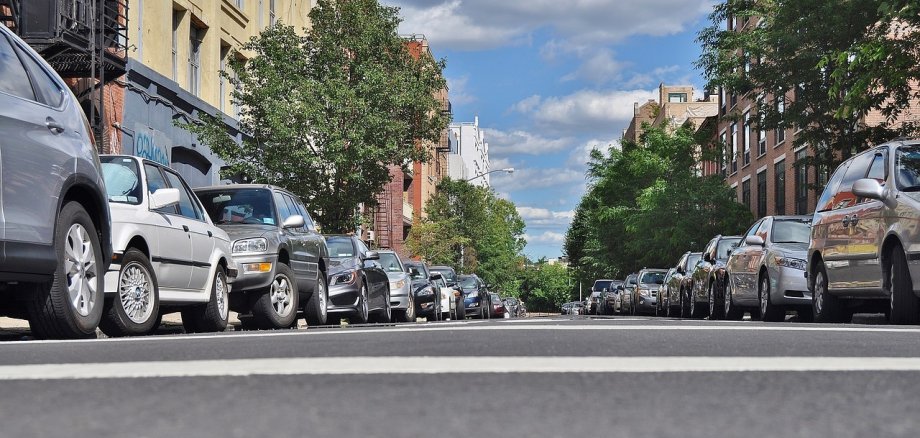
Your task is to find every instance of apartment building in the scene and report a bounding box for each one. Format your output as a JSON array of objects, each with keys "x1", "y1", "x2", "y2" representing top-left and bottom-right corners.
[
  {"x1": 623, "y1": 84, "x2": 718, "y2": 143},
  {"x1": 448, "y1": 116, "x2": 491, "y2": 187},
  {"x1": 121, "y1": 0, "x2": 313, "y2": 186}
]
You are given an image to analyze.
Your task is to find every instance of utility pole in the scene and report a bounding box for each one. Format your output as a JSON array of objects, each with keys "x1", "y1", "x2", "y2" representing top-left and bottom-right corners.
[{"x1": 579, "y1": 282, "x2": 582, "y2": 301}]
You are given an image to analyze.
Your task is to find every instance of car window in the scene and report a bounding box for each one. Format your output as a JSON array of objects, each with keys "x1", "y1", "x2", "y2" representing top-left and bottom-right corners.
[
  {"x1": 273, "y1": 192, "x2": 294, "y2": 221},
  {"x1": 406, "y1": 264, "x2": 427, "y2": 280},
  {"x1": 378, "y1": 252, "x2": 403, "y2": 273},
  {"x1": 834, "y1": 152, "x2": 874, "y2": 210},
  {"x1": 771, "y1": 218, "x2": 811, "y2": 244},
  {"x1": 742, "y1": 219, "x2": 762, "y2": 243},
  {"x1": 14, "y1": 43, "x2": 64, "y2": 107},
  {"x1": 716, "y1": 238, "x2": 740, "y2": 260},
  {"x1": 640, "y1": 272, "x2": 665, "y2": 284},
  {"x1": 290, "y1": 196, "x2": 317, "y2": 231},
  {"x1": 0, "y1": 33, "x2": 36, "y2": 101},
  {"x1": 459, "y1": 276, "x2": 479, "y2": 290},
  {"x1": 895, "y1": 146, "x2": 920, "y2": 190},
  {"x1": 687, "y1": 253, "x2": 701, "y2": 269},
  {"x1": 593, "y1": 280, "x2": 613, "y2": 291},
  {"x1": 866, "y1": 151, "x2": 887, "y2": 182},
  {"x1": 327, "y1": 237, "x2": 356, "y2": 258},
  {"x1": 755, "y1": 218, "x2": 771, "y2": 240},
  {"x1": 816, "y1": 159, "x2": 850, "y2": 212},
  {"x1": 100, "y1": 156, "x2": 142, "y2": 205},
  {"x1": 144, "y1": 164, "x2": 177, "y2": 215},
  {"x1": 355, "y1": 238, "x2": 370, "y2": 255},
  {"x1": 197, "y1": 188, "x2": 278, "y2": 225},
  {"x1": 163, "y1": 170, "x2": 203, "y2": 220}
]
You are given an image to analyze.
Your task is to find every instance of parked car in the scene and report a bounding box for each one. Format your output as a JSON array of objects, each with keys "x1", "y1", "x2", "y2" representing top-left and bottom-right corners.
[
  {"x1": 671, "y1": 252, "x2": 702, "y2": 318},
  {"x1": 599, "y1": 280, "x2": 625, "y2": 315},
  {"x1": 99, "y1": 156, "x2": 236, "y2": 336},
  {"x1": 0, "y1": 24, "x2": 113, "y2": 339},
  {"x1": 590, "y1": 279, "x2": 614, "y2": 315},
  {"x1": 620, "y1": 274, "x2": 638, "y2": 314},
  {"x1": 325, "y1": 235, "x2": 391, "y2": 324},
  {"x1": 488, "y1": 293, "x2": 506, "y2": 318},
  {"x1": 689, "y1": 235, "x2": 742, "y2": 319},
  {"x1": 404, "y1": 261, "x2": 440, "y2": 320},
  {"x1": 459, "y1": 274, "x2": 490, "y2": 319},
  {"x1": 727, "y1": 216, "x2": 812, "y2": 321},
  {"x1": 657, "y1": 268, "x2": 677, "y2": 316},
  {"x1": 808, "y1": 141, "x2": 920, "y2": 324},
  {"x1": 632, "y1": 268, "x2": 667, "y2": 315},
  {"x1": 195, "y1": 184, "x2": 329, "y2": 329},
  {"x1": 429, "y1": 265, "x2": 464, "y2": 320},
  {"x1": 502, "y1": 297, "x2": 524, "y2": 318},
  {"x1": 585, "y1": 289, "x2": 603, "y2": 315},
  {"x1": 376, "y1": 250, "x2": 415, "y2": 322}
]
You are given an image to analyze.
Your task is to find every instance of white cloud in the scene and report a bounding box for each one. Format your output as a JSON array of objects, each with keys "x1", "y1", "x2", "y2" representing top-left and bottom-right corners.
[
  {"x1": 446, "y1": 75, "x2": 477, "y2": 105},
  {"x1": 491, "y1": 167, "x2": 585, "y2": 192},
  {"x1": 486, "y1": 128, "x2": 575, "y2": 157},
  {"x1": 568, "y1": 138, "x2": 619, "y2": 166},
  {"x1": 517, "y1": 88, "x2": 657, "y2": 135},
  {"x1": 387, "y1": 0, "x2": 713, "y2": 51},
  {"x1": 623, "y1": 65, "x2": 683, "y2": 88},
  {"x1": 509, "y1": 95, "x2": 542, "y2": 114},
  {"x1": 517, "y1": 206, "x2": 575, "y2": 230},
  {"x1": 525, "y1": 231, "x2": 566, "y2": 244},
  {"x1": 561, "y1": 50, "x2": 627, "y2": 84}
]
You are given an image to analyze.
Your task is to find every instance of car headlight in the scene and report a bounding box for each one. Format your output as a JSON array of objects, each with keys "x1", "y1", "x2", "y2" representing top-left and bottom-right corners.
[
  {"x1": 331, "y1": 270, "x2": 358, "y2": 285},
  {"x1": 639, "y1": 289, "x2": 650, "y2": 297},
  {"x1": 417, "y1": 287, "x2": 434, "y2": 297},
  {"x1": 774, "y1": 256, "x2": 807, "y2": 271},
  {"x1": 233, "y1": 238, "x2": 268, "y2": 254},
  {"x1": 392, "y1": 279, "x2": 406, "y2": 289}
]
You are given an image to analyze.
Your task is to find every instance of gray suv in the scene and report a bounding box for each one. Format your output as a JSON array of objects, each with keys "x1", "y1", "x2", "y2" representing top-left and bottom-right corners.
[
  {"x1": 196, "y1": 184, "x2": 329, "y2": 329},
  {"x1": 809, "y1": 140, "x2": 920, "y2": 324},
  {"x1": 0, "y1": 24, "x2": 112, "y2": 339}
]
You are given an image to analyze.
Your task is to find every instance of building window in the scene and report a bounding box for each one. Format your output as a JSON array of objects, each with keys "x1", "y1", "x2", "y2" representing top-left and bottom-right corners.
[
  {"x1": 757, "y1": 171, "x2": 767, "y2": 218},
  {"x1": 720, "y1": 87, "x2": 726, "y2": 115},
  {"x1": 269, "y1": 0, "x2": 276, "y2": 26},
  {"x1": 172, "y1": 11, "x2": 181, "y2": 81},
  {"x1": 720, "y1": 132, "x2": 727, "y2": 176},
  {"x1": 743, "y1": 112, "x2": 751, "y2": 166},
  {"x1": 758, "y1": 125, "x2": 767, "y2": 156},
  {"x1": 775, "y1": 160, "x2": 786, "y2": 215},
  {"x1": 794, "y1": 149, "x2": 808, "y2": 214},
  {"x1": 742, "y1": 179, "x2": 751, "y2": 209},
  {"x1": 775, "y1": 95, "x2": 786, "y2": 145},
  {"x1": 668, "y1": 93, "x2": 687, "y2": 103},
  {"x1": 235, "y1": 0, "x2": 244, "y2": 9},
  {"x1": 731, "y1": 122, "x2": 738, "y2": 173},
  {"x1": 189, "y1": 24, "x2": 203, "y2": 96}
]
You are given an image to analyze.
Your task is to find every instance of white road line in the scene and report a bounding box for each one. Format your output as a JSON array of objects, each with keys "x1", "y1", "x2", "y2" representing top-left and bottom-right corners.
[
  {"x1": 7, "y1": 323, "x2": 920, "y2": 346},
  {"x1": 4, "y1": 356, "x2": 920, "y2": 380}
]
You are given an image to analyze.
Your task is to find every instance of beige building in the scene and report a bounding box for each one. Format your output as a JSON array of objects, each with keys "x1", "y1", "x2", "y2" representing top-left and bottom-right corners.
[{"x1": 623, "y1": 84, "x2": 718, "y2": 143}]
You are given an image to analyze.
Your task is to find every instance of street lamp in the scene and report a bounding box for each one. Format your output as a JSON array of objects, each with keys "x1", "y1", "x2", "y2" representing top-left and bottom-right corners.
[{"x1": 464, "y1": 167, "x2": 515, "y2": 183}]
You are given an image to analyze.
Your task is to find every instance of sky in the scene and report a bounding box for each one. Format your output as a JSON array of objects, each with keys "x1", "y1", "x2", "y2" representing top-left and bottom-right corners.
[{"x1": 383, "y1": 0, "x2": 716, "y2": 260}]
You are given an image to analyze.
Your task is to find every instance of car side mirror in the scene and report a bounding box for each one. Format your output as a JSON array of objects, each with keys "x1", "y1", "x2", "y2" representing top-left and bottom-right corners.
[
  {"x1": 363, "y1": 250, "x2": 380, "y2": 261},
  {"x1": 745, "y1": 235, "x2": 765, "y2": 246},
  {"x1": 282, "y1": 214, "x2": 305, "y2": 229},
  {"x1": 703, "y1": 253, "x2": 712, "y2": 263},
  {"x1": 853, "y1": 178, "x2": 886, "y2": 201},
  {"x1": 150, "y1": 188, "x2": 180, "y2": 210}
]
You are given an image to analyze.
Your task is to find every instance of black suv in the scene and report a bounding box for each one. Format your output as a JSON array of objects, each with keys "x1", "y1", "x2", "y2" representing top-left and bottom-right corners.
[
  {"x1": 0, "y1": 25, "x2": 112, "y2": 339},
  {"x1": 196, "y1": 184, "x2": 330, "y2": 329}
]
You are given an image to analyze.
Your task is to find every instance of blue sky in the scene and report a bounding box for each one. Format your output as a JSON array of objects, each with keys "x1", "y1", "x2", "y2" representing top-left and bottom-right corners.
[{"x1": 384, "y1": 0, "x2": 716, "y2": 260}]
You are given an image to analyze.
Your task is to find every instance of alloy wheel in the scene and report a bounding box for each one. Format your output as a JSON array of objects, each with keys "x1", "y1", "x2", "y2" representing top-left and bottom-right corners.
[
  {"x1": 317, "y1": 277, "x2": 328, "y2": 320},
  {"x1": 270, "y1": 274, "x2": 295, "y2": 318},
  {"x1": 814, "y1": 272, "x2": 825, "y2": 315},
  {"x1": 760, "y1": 276, "x2": 770, "y2": 316},
  {"x1": 64, "y1": 223, "x2": 98, "y2": 317},
  {"x1": 118, "y1": 262, "x2": 154, "y2": 324},
  {"x1": 724, "y1": 281, "x2": 733, "y2": 316},
  {"x1": 216, "y1": 271, "x2": 229, "y2": 321},
  {"x1": 359, "y1": 285, "x2": 369, "y2": 321}
]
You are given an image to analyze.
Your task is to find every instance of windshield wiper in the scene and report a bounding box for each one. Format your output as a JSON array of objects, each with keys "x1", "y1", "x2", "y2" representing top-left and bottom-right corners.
[{"x1": 901, "y1": 186, "x2": 920, "y2": 192}]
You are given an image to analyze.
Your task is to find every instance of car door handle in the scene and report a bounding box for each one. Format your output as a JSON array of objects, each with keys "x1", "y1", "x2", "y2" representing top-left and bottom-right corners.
[
  {"x1": 46, "y1": 118, "x2": 65, "y2": 135},
  {"x1": 183, "y1": 225, "x2": 190, "y2": 232},
  {"x1": 842, "y1": 216, "x2": 851, "y2": 227}
]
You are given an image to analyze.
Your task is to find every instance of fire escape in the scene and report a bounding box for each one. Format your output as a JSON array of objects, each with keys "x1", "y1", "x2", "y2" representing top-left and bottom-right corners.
[{"x1": 0, "y1": 0, "x2": 128, "y2": 152}]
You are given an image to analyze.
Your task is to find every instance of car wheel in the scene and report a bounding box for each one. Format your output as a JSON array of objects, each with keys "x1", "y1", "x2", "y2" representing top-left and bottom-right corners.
[
  {"x1": 304, "y1": 272, "x2": 328, "y2": 326},
  {"x1": 689, "y1": 290, "x2": 704, "y2": 319},
  {"x1": 100, "y1": 248, "x2": 160, "y2": 337},
  {"x1": 181, "y1": 266, "x2": 230, "y2": 333},
  {"x1": 680, "y1": 289, "x2": 690, "y2": 318},
  {"x1": 759, "y1": 272, "x2": 785, "y2": 322},
  {"x1": 27, "y1": 202, "x2": 103, "y2": 339},
  {"x1": 371, "y1": 287, "x2": 392, "y2": 323},
  {"x1": 349, "y1": 282, "x2": 370, "y2": 324},
  {"x1": 709, "y1": 282, "x2": 724, "y2": 320},
  {"x1": 889, "y1": 245, "x2": 920, "y2": 324},
  {"x1": 454, "y1": 298, "x2": 464, "y2": 320},
  {"x1": 251, "y1": 263, "x2": 299, "y2": 329},
  {"x1": 724, "y1": 278, "x2": 744, "y2": 321},
  {"x1": 812, "y1": 261, "x2": 849, "y2": 323}
]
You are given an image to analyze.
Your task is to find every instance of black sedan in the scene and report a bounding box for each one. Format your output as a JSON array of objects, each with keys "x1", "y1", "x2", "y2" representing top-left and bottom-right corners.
[
  {"x1": 404, "y1": 261, "x2": 441, "y2": 320},
  {"x1": 325, "y1": 235, "x2": 391, "y2": 324}
]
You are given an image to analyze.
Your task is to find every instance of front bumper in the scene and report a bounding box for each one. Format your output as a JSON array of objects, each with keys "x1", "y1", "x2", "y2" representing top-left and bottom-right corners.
[
  {"x1": 770, "y1": 265, "x2": 812, "y2": 306},
  {"x1": 389, "y1": 281, "x2": 412, "y2": 310},
  {"x1": 635, "y1": 296, "x2": 657, "y2": 311},
  {"x1": 228, "y1": 253, "x2": 279, "y2": 292},
  {"x1": 328, "y1": 279, "x2": 361, "y2": 312}
]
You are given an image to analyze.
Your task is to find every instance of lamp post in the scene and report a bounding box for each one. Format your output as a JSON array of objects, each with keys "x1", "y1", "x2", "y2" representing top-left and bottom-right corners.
[{"x1": 464, "y1": 167, "x2": 515, "y2": 183}]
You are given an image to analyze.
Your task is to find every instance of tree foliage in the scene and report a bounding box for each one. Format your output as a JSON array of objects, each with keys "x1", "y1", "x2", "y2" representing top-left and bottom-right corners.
[
  {"x1": 696, "y1": 0, "x2": 920, "y2": 178},
  {"x1": 408, "y1": 178, "x2": 527, "y2": 293},
  {"x1": 565, "y1": 125, "x2": 753, "y2": 289},
  {"x1": 182, "y1": 0, "x2": 449, "y2": 233},
  {"x1": 518, "y1": 262, "x2": 573, "y2": 312}
]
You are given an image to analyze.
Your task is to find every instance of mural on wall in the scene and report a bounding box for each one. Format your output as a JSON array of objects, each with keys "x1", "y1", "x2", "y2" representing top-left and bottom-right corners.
[{"x1": 133, "y1": 124, "x2": 171, "y2": 166}]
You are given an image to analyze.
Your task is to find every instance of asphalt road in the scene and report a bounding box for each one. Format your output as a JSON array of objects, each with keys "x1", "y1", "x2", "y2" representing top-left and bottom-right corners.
[{"x1": 1, "y1": 316, "x2": 919, "y2": 438}]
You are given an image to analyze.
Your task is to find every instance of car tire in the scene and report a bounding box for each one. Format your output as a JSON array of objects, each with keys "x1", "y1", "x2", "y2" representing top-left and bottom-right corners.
[
  {"x1": 304, "y1": 272, "x2": 328, "y2": 326},
  {"x1": 27, "y1": 202, "x2": 104, "y2": 340},
  {"x1": 759, "y1": 272, "x2": 785, "y2": 322},
  {"x1": 689, "y1": 290, "x2": 705, "y2": 319},
  {"x1": 724, "y1": 278, "x2": 744, "y2": 321},
  {"x1": 100, "y1": 248, "x2": 160, "y2": 337},
  {"x1": 371, "y1": 287, "x2": 392, "y2": 323},
  {"x1": 348, "y1": 281, "x2": 370, "y2": 324},
  {"x1": 251, "y1": 263, "x2": 299, "y2": 329},
  {"x1": 812, "y1": 261, "x2": 849, "y2": 323},
  {"x1": 680, "y1": 288, "x2": 690, "y2": 318},
  {"x1": 181, "y1": 266, "x2": 230, "y2": 333},
  {"x1": 709, "y1": 281, "x2": 724, "y2": 320},
  {"x1": 889, "y1": 245, "x2": 920, "y2": 325},
  {"x1": 394, "y1": 293, "x2": 415, "y2": 322}
]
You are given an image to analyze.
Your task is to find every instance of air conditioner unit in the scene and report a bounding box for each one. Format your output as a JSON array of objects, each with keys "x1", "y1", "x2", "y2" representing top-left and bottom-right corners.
[{"x1": 368, "y1": 230, "x2": 376, "y2": 242}]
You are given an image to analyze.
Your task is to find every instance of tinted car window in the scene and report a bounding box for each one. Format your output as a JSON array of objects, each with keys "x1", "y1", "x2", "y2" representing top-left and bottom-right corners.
[
  {"x1": 593, "y1": 280, "x2": 613, "y2": 291},
  {"x1": 896, "y1": 146, "x2": 920, "y2": 190},
  {"x1": 0, "y1": 34, "x2": 35, "y2": 101},
  {"x1": 15, "y1": 44, "x2": 63, "y2": 107},
  {"x1": 101, "y1": 156, "x2": 142, "y2": 205},
  {"x1": 640, "y1": 272, "x2": 665, "y2": 284},
  {"x1": 327, "y1": 237, "x2": 356, "y2": 258},
  {"x1": 163, "y1": 171, "x2": 202, "y2": 220},
  {"x1": 198, "y1": 188, "x2": 278, "y2": 225}
]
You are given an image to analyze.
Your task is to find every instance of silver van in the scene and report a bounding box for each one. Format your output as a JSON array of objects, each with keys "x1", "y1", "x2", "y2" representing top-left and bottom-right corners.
[{"x1": 808, "y1": 140, "x2": 920, "y2": 324}]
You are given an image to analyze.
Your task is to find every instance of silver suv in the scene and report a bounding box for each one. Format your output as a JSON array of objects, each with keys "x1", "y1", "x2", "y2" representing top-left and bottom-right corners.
[
  {"x1": 0, "y1": 24, "x2": 112, "y2": 339},
  {"x1": 808, "y1": 140, "x2": 920, "y2": 324}
]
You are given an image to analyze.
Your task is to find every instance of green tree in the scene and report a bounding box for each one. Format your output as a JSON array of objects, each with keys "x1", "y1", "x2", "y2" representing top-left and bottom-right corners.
[
  {"x1": 183, "y1": 0, "x2": 449, "y2": 232},
  {"x1": 519, "y1": 262, "x2": 573, "y2": 312}
]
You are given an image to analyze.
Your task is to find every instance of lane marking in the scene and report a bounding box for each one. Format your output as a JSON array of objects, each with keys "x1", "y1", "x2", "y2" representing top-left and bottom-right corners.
[
  {"x1": 6, "y1": 323, "x2": 920, "y2": 346},
  {"x1": 4, "y1": 356, "x2": 920, "y2": 380}
]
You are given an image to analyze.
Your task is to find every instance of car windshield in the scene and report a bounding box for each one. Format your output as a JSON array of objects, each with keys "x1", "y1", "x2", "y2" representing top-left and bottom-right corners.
[
  {"x1": 640, "y1": 272, "x2": 665, "y2": 284},
  {"x1": 326, "y1": 237, "x2": 356, "y2": 258},
  {"x1": 771, "y1": 219, "x2": 812, "y2": 244},
  {"x1": 431, "y1": 268, "x2": 457, "y2": 283},
  {"x1": 197, "y1": 188, "x2": 278, "y2": 226},
  {"x1": 593, "y1": 280, "x2": 613, "y2": 291},
  {"x1": 378, "y1": 252, "x2": 403, "y2": 272},
  {"x1": 626, "y1": 275, "x2": 638, "y2": 286},
  {"x1": 459, "y1": 276, "x2": 478, "y2": 290},
  {"x1": 716, "y1": 238, "x2": 740, "y2": 260},
  {"x1": 406, "y1": 264, "x2": 427, "y2": 280},
  {"x1": 687, "y1": 254, "x2": 702, "y2": 268},
  {"x1": 897, "y1": 146, "x2": 920, "y2": 190},
  {"x1": 100, "y1": 157, "x2": 142, "y2": 205}
]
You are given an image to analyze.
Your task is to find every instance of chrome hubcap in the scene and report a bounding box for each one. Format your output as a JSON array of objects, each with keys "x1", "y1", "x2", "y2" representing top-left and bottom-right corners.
[
  {"x1": 318, "y1": 278, "x2": 327, "y2": 319},
  {"x1": 814, "y1": 273, "x2": 825, "y2": 314},
  {"x1": 119, "y1": 263, "x2": 153, "y2": 324},
  {"x1": 360, "y1": 286, "x2": 368, "y2": 320},
  {"x1": 760, "y1": 277, "x2": 769, "y2": 315},
  {"x1": 725, "y1": 282, "x2": 732, "y2": 313},
  {"x1": 270, "y1": 275, "x2": 294, "y2": 318},
  {"x1": 216, "y1": 273, "x2": 228, "y2": 321},
  {"x1": 64, "y1": 224, "x2": 97, "y2": 317}
]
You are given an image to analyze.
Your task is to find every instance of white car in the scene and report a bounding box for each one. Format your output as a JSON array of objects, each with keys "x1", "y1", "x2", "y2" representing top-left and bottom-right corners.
[{"x1": 98, "y1": 155, "x2": 237, "y2": 336}]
